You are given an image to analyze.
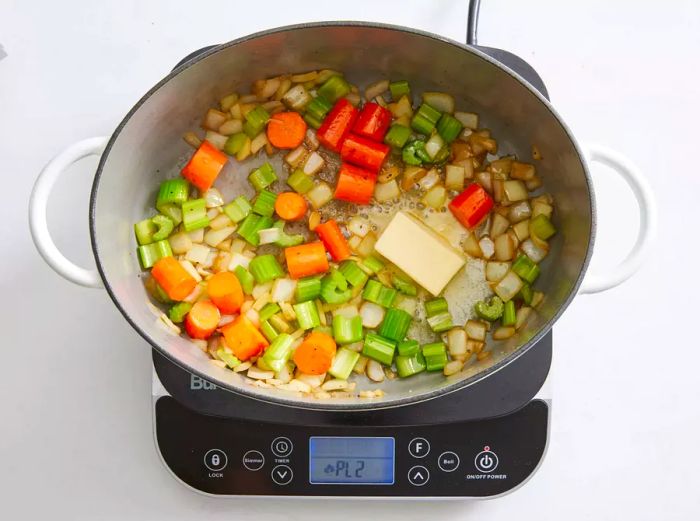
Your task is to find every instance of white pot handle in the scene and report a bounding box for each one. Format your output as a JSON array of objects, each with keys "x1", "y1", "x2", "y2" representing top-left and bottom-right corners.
[
  {"x1": 579, "y1": 143, "x2": 657, "y2": 294},
  {"x1": 29, "y1": 137, "x2": 109, "y2": 288}
]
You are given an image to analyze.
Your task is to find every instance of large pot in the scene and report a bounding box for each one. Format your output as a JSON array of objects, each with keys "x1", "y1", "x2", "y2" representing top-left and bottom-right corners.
[{"x1": 29, "y1": 22, "x2": 655, "y2": 410}]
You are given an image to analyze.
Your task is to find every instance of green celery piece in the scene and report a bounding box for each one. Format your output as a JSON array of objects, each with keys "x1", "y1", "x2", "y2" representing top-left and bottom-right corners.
[
  {"x1": 328, "y1": 347, "x2": 360, "y2": 380},
  {"x1": 378, "y1": 308, "x2": 412, "y2": 342},
  {"x1": 156, "y1": 179, "x2": 189, "y2": 210},
  {"x1": 436, "y1": 113, "x2": 463, "y2": 143},
  {"x1": 530, "y1": 214, "x2": 556, "y2": 241},
  {"x1": 234, "y1": 265, "x2": 255, "y2": 295},
  {"x1": 249, "y1": 254, "x2": 284, "y2": 283},
  {"x1": 422, "y1": 342, "x2": 447, "y2": 372},
  {"x1": 168, "y1": 302, "x2": 192, "y2": 323},
  {"x1": 182, "y1": 198, "x2": 209, "y2": 231},
  {"x1": 260, "y1": 320, "x2": 279, "y2": 343},
  {"x1": 259, "y1": 302, "x2": 281, "y2": 322},
  {"x1": 151, "y1": 214, "x2": 174, "y2": 241},
  {"x1": 224, "y1": 132, "x2": 248, "y2": 156},
  {"x1": 224, "y1": 196, "x2": 252, "y2": 223},
  {"x1": 252, "y1": 189, "x2": 277, "y2": 217},
  {"x1": 332, "y1": 315, "x2": 363, "y2": 344},
  {"x1": 502, "y1": 300, "x2": 517, "y2": 327},
  {"x1": 286, "y1": 169, "x2": 314, "y2": 194},
  {"x1": 362, "y1": 333, "x2": 396, "y2": 366},
  {"x1": 397, "y1": 339, "x2": 420, "y2": 357},
  {"x1": 216, "y1": 349, "x2": 241, "y2": 369},
  {"x1": 392, "y1": 273, "x2": 417, "y2": 296},
  {"x1": 317, "y1": 75, "x2": 350, "y2": 103},
  {"x1": 293, "y1": 300, "x2": 321, "y2": 330},
  {"x1": 261, "y1": 333, "x2": 294, "y2": 372},
  {"x1": 295, "y1": 276, "x2": 322, "y2": 302},
  {"x1": 137, "y1": 240, "x2": 172, "y2": 269},
  {"x1": 384, "y1": 124, "x2": 411, "y2": 149},
  {"x1": 134, "y1": 219, "x2": 157, "y2": 246},
  {"x1": 474, "y1": 296, "x2": 505, "y2": 321},
  {"x1": 396, "y1": 353, "x2": 426, "y2": 378},
  {"x1": 243, "y1": 105, "x2": 270, "y2": 138},
  {"x1": 389, "y1": 80, "x2": 410, "y2": 100}
]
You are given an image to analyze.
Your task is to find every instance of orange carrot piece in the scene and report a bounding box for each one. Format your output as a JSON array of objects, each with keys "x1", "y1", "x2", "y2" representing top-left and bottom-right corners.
[
  {"x1": 181, "y1": 140, "x2": 228, "y2": 192},
  {"x1": 266, "y1": 111, "x2": 307, "y2": 149},
  {"x1": 284, "y1": 241, "x2": 329, "y2": 279},
  {"x1": 151, "y1": 257, "x2": 197, "y2": 301},
  {"x1": 293, "y1": 332, "x2": 337, "y2": 375},
  {"x1": 334, "y1": 162, "x2": 377, "y2": 205},
  {"x1": 274, "y1": 192, "x2": 308, "y2": 221},
  {"x1": 184, "y1": 300, "x2": 220, "y2": 339},
  {"x1": 207, "y1": 272, "x2": 244, "y2": 314},
  {"x1": 315, "y1": 219, "x2": 351, "y2": 262},
  {"x1": 220, "y1": 315, "x2": 269, "y2": 361}
]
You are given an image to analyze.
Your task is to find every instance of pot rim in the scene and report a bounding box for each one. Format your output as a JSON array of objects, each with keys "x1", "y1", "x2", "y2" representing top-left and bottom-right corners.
[{"x1": 89, "y1": 21, "x2": 595, "y2": 412}]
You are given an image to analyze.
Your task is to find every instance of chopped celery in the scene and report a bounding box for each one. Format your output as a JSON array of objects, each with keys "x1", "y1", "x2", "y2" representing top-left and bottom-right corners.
[
  {"x1": 252, "y1": 189, "x2": 277, "y2": 217},
  {"x1": 530, "y1": 214, "x2": 556, "y2": 241},
  {"x1": 156, "y1": 179, "x2": 189, "y2": 210},
  {"x1": 518, "y1": 283, "x2": 534, "y2": 305},
  {"x1": 328, "y1": 347, "x2": 360, "y2": 380},
  {"x1": 293, "y1": 300, "x2": 321, "y2": 330},
  {"x1": 318, "y1": 75, "x2": 350, "y2": 103},
  {"x1": 295, "y1": 276, "x2": 322, "y2": 302},
  {"x1": 134, "y1": 218, "x2": 157, "y2": 246},
  {"x1": 384, "y1": 124, "x2": 411, "y2": 149},
  {"x1": 287, "y1": 169, "x2": 315, "y2": 194},
  {"x1": 427, "y1": 312, "x2": 453, "y2": 333},
  {"x1": 332, "y1": 315, "x2": 363, "y2": 344},
  {"x1": 261, "y1": 333, "x2": 294, "y2": 372},
  {"x1": 411, "y1": 103, "x2": 441, "y2": 135},
  {"x1": 259, "y1": 302, "x2": 281, "y2": 322},
  {"x1": 249, "y1": 254, "x2": 284, "y2": 283},
  {"x1": 182, "y1": 198, "x2": 209, "y2": 231},
  {"x1": 436, "y1": 113, "x2": 463, "y2": 143},
  {"x1": 502, "y1": 300, "x2": 516, "y2": 327},
  {"x1": 389, "y1": 80, "x2": 410, "y2": 100},
  {"x1": 425, "y1": 297, "x2": 448, "y2": 317},
  {"x1": 474, "y1": 296, "x2": 505, "y2": 321},
  {"x1": 362, "y1": 279, "x2": 397, "y2": 308},
  {"x1": 151, "y1": 214, "x2": 174, "y2": 241},
  {"x1": 260, "y1": 320, "x2": 279, "y2": 342},
  {"x1": 234, "y1": 265, "x2": 255, "y2": 295},
  {"x1": 243, "y1": 105, "x2": 270, "y2": 138},
  {"x1": 512, "y1": 254, "x2": 541, "y2": 284},
  {"x1": 168, "y1": 302, "x2": 192, "y2": 323},
  {"x1": 137, "y1": 240, "x2": 172, "y2": 269},
  {"x1": 396, "y1": 353, "x2": 426, "y2": 378},
  {"x1": 392, "y1": 273, "x2": 417, "y2": 296},
  {"x1": 272, "y1": 220, "x2": 304, "y2": 247},
  {"x1": 237, "y1": 213, "x2": 273, "y2": 246},
  {"x1": 422, "y1": 342, "x2": 447, "y2": 372},
  {"x1": 378, "y1": 308, "x2": 412, "y2": 342},
  {"x1": 224, "y1": 195, "x2": 252, "y2": 223},
  {"x1": 397, "y1": 339, "x2": 420, "y2": 357},
  {"x1": 360, "y1": 256, "x2": 385, "y2": 274},
  {"x1": 306, "y1": 96, "x2": 333, "y2": 121},
  {"x1": 216, "y1": 348, "x2": 241, "y2": 369},
  {"x1": 248, "y1": 162, "x2": 277, "y2": 191},
  {"x1": 338, "y1": 261, "x2": 368, "y2": 288},
  {"x1": 303, "y1": 112, "x2": 324, "y2": 129},
  {"x1": 362, "y1": 333, "x2": 396, "y2": 366},
  {"x1": 224, "y1": 132, "x2": 248, "y2": 156},
  {"x1": 320, "y1": 272, "x2": 352, "y2": 305}
]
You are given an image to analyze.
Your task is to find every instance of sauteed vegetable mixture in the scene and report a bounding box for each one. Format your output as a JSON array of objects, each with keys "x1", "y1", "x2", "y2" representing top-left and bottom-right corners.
[{"x1": 135, "y1": 70, "x2": 556, "y2": 398}]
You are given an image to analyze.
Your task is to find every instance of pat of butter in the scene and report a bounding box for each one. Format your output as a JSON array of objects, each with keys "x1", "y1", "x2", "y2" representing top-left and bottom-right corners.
[{"x1": 375, "y1": 211, "x2": 466, "y2": 296}]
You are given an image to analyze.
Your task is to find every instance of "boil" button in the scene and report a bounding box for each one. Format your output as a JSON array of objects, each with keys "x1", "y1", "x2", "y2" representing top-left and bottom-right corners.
[{"x1": 438, "y1": 451, "x2": 460, "y2": 472}]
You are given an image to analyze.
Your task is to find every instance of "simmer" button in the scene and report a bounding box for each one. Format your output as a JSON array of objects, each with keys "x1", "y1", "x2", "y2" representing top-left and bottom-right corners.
[{"x1": 242, "y1": 450, "x2": 265, "y2": 471}]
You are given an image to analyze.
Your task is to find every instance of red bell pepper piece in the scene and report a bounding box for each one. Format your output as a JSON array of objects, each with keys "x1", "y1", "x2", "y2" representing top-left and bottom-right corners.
[
  {"x1": 315, "y1": 220, "x2": 351, "y2": 262},
  {"x1": 340, "y1": 133, "x2": 390, "y2": 172},
  {"x1": 181, "y1": 141, "x2": 228, "y2": 192},
  {"x1": 334, "y1": 163, "x2": 377, "y2": 205},
  {"x1": 317, "y1": 99, "x2": 359, "y2": 152},
  {"x1": 353, "y1": 102, "x2": 392, "y2": 142},
  {"x1": 448, "y1": 183, "x2": 494, "y2": 229}
]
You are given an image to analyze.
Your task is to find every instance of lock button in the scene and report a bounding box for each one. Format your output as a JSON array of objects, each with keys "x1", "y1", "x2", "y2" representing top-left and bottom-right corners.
[{"x1": 204, "y1": 449, "x2": 228, "y2": 471}]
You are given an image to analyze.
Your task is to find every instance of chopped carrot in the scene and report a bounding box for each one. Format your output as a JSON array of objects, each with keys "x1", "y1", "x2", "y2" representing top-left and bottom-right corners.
[
  {"x1": 151, "y1": 257, "x2": 197, "y2": 301},
  {"x1": 315, "y1": 220, "x2": 351, "y2": 262},
  {"x1": 293, "y1": 331, "x2": 337, "y2": 375},
  {"x1": 266, "y1": 111, "x2": 307, "y2": 149},
  {"x1": 274, "y1": 192, "x2": 308, "y2": 221},
  {"x1": 181, "y1": 140, "x2": 228, "y2": 192},
  {"x1": 284, "y1": 241, "x2": 330, "y2": 279},
  {"x1": 184, "y1": 300, "x2": 220, "y2": 339},
  {"x1": 334, "y1": 162, "x2": 377, "y2": 205},
  {"x1": 220, "y1": 315, "x2": 269, "y2": 361},
  {"x1": 207, "y1": 272, "x2": 244, "y2": 314}
]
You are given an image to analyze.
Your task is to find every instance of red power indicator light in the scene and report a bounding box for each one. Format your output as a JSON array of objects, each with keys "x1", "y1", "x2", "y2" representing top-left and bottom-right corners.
[{"x1": 484, "y1": 446, "x2": 490, "y2": 451}]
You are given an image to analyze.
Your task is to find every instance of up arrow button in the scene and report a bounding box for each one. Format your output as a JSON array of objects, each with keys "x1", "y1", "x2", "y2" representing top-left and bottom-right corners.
[{"x1": 408, "y1": 465, "x2": 430, "y2": 486}]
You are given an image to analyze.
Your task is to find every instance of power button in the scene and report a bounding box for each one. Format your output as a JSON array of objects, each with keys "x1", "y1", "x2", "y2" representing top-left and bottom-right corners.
[{"x1": 474, "y1": 446, "x2": 499, "y2": 473}]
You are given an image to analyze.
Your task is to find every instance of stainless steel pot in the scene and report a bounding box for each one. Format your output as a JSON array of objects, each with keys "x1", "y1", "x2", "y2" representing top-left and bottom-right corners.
[{"x1": 29, "y1": 22, "x2": 655, "y2": 410}]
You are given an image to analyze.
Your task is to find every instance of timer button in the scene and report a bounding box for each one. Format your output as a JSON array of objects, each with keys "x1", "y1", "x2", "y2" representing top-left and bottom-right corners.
[
  {"x1": 203, "y1": 449, "x2": 228, "y2": 471},
  {"x1": 271, "y1": 437, "x2": 293, "y2": 457},
  {"x1": 474, "y1": 447, "x2": 499, "y2": 473},
  {"x1": 438, "y1": 451, "x2": 460, "y2": 472},
  {"x1": 271, "y1": 464, "x2": 293, "y2": 485},
  {"x1": 407, "y1": 465, "x2": 430, "y2": 486},
  {"x1": 242, "y1": 450, "x2": 265, "y2": 471},
  {"x1": 408, "y1": 437, "x2": 430, "y2": 458}
]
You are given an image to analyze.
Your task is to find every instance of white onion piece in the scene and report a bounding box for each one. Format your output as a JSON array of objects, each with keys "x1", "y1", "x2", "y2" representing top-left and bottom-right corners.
[
  {"x1": 366, "y1": 360, "x2": 385, "y2": 382},
  {"x1": 303, "y1": 151, "x2": 325, "y2": 175},
  {"x1": 425, "y1": 133, "x2": 445, "y2": 159},
  {"x1": 462, "y1": 232, "x2": 483, "y2": 258},
  {"x1": 205, "y1": 226, "x2": 235, "y2": 247},
  {"x1": 465, "y1": 320, "x2": 487, "y2": 342},
  {"x1": 204, "y1": 131, "x2": 227, "y2": 150},
  {"x1": 418, "y1": 169, "x2": 440, "y2": 190},
  {"x1": 333, "y1": 305, "x2": 359, "y2": 318},
  {"x1": 307, "y1": 182, "x2": 333, "y2": 209},
  {"x1": 515, "y1": 307, "x2": 533, "y2": 330},
  {"x1": 485, "y1": 261, "x2": 510, "y2": 282},
  {"x1": 282, "y1": 84, "x2": 311, "y2": 111},
  {"x1": 443, "y1": 360, "x2": 465, "y2": 376},
  {"x1": 490, "y1": 213, "x2": 510, "y2": 238},
  {"x1": 228, "y1": 252, "x2": 251, "y2": 271},
  {"x1": 271, "y1": 278, "x2": 296, "y2": 303},
  {"x1": 305, "y1": 128, "x2": 320, "y2": 150},
  {"x1": 512, "y1": 220, "x2": 530, "y2": 242},
  {"x1": 454, "y1": 111, "x2": 479, "y2": 129},
  {"x1": 493, "y1": 326, "x2": 515, "y2": 340},
  {"x1": 445, "y1": 164, "x2": 465, "y2": 191},
  {"x1": 188, "y1": 228, "x2": 204, "y2": 243},
  {"x1": 388, "y1": 96, "x2": 413, "y2": 118},
  {"x1": 257, "y1": 227, "x2": 281, "y2": 245},
  {"x1": 478, "y1": 236, "x2": 495, "y2": 259},
  {"x1": 345, "y1": 92, "x2": 361, "y2": 106},
  {"x1": 374, "y1": 180, "x2": 400, "y2": 203},
  {"x1": 494, "y1": 234, "x2": 516, "y2": 261},
  {"x1": 284, "y1": 145, "x2": 308, "y2": 167},
  {"x1": 169, "y1": 232, "x2": 192, "y2": 254},
  {"x1": 348, "y1": 216, "x2": 370, "y2": 238},
  {"x1": 247, "y1": 366, "x2": 274, "y2": 380},
  {"x1": 218, "y1": 118, "x2": 243, "y2": 136},
  {"x1": 203, "y1": 188, "x2": 225, "y2": 208},
  {"x1": 182, "y1": 284, "x2": 203, "y2": 304},
  {"x1": 475, "y1": 171, "x2": 493, "y2": 193},
  {"x1": 209, "y1": 213, "x2": 232, "y2": 230},
  {"x1": 356, "y1": 233, "x2": 377, "y2": 258},
  {"x1": 447, "y1": 328, "x2": 468, "y2": 356},
  {"x1": 365, "y1": 79, "x2": 389, "y2": 101},
  {"x1": 508, "y1": 201, "x2": 532, "y2": 223},
  {"x1": 394, "y1": 296, "x2": 417, "y2": 316},
  {"x1": 295, "y1": 372, "x2": 325, "y2": 388},
  {"x1": 251, "y1": 132, "x2": 268, "y2": 154},
  {"x1": 504, "y1": 180, "x2": 529, "y2": 202},
  {"x1": 179, "y1": 259, "x2": 202, "y2": 282},
  {"x1": 360, "y1": 302, "x2": 385, "y2": 328},
  {"x1": 203, "y1": 109, "x2": 228, "y2": 131},
  {"x1": 185, "y1": 244, "x2": 213, "y2": 265},
  {"x1": 245, "y1": 308, "x2": 260, "y2": 327},
  {"x1": 422, "y1": 91, "x2": 455, "y2": 113},
  {"x1": 493, "y1": 271, "x2": 524, "y2": 301},
  {"x1": 252, "y1": 282, "x2": 273, "y2": 300},
  {"x1": 510, "y1": 161, "x2": 536, "y2": 180},
  {"x1": 521, "y1": 238, "x2": 548, "y2": 263},
  {"x1": 421, "y1": 185, "x2": 447, "y2": 209},
  {"x1": 531, "y1": 201, "x2": 553, "y2": 219}
]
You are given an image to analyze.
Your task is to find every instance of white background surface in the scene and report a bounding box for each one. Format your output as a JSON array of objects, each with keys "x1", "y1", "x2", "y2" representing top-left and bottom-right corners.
[{"x1": 1, "y1": 0, "x2": 699, "y2": 518}]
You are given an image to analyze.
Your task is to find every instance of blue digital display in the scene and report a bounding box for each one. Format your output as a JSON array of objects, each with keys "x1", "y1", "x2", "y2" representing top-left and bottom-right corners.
[{"x1": 309, "y1": 437, "x2": 395, "y2": 485}]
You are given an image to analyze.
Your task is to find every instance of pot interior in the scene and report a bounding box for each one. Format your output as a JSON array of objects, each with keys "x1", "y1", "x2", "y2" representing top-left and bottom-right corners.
[{"x1": 91, "y1": 23, "x2": 592, "y2": 410}]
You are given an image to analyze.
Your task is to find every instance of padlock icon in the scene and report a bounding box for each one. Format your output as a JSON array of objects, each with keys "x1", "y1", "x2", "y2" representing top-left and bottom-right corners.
[{"x1": 212, "y1": 454, "x2": 220, "y2": 466}]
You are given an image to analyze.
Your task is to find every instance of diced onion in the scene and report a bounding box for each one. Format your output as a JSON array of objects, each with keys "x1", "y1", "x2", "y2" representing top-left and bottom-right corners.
[
  {"x1": 203, "y1": 109, "x2": 228, "y2": 131},
  {"x1": 257, "y1": 227, "x2": 281, "y2": 245},
  {"x1": 187, "y1": 229, "x2": 204, "y2": 244},
  {"x1": 510, "y1": 161, "x2": 536, "y2": 180},
  {"x1": 348, "y1": 217, "x2": 370, "y2": 238},
  {"x1": 218, "y1": 118, "x2": 243, "y2": 136},
  {"x1": 204, "y1": 226, "x2": 236, "y2": 247},
  {"x1": 490, "y1": 213, "x2": 510, "y2": 238},
  {"x1": 303, "y1": 151, "x2": 325, "y2": 175},
  {"x1": 465, "y1": 320, "x2": 487, "y2": 342},
  {"x1": 366, "y1": 360, "x2": 385, "y2": 382},
  {"x1": 388, "y1": 96, "x2": 413, "y2": 118},
  {"x1": 445, "y1": 165, "x2": 465, "y2": 191},
  {"x1": 305, "y1": 128, "x2": 320, "y2": 150},
  {"x1": 360, "y1": 302, "x2": 385, "y2": 328},
  {"x1": 454, "y1": 111, "x2": 479, "y2": 129},
  {"x1": 247, "y1": 366, "x2": 274, "y2": 380},
  {"x1": 271, "y1": 278, "x2": 297, "y2": 303},
  {"x1": 168, "y1": 232, "x2": 192, "y2": 255},
  {"x1": 418, "y1": 169, "x2": 440, "y2": 190},
  {"x1": 179, "y1": 259, "x2": 202, "y2": 282},
  {"x1": 356, "y1": 232, "x2": 377, "y2": 257},
  {"x1": 307, "y1": 182, "x2": 333, "y2": 209},
  {"x1": 493, "y1": 271, "x2": 524, "y2": 301},
  {"x1": 421, "y1": 185, "x2": 447, "y2": 209},
  {"x1": 282, "y1": 84, "x2": 311, "y2": 111},
  {"x1": 504, "y1": 180, "x2": 529, "y2": 202},
  {"x1": 485, "y1": 261, "x2": 510, "y2": 282},
  {"x1": 185, "y1": 244, "x2": 213, "y2": 265},
  {"x1": 521, "y1": 238, "x2": 548, "y2": 263},
  {"x1": 348, "y1": 235, "x2": 362, "y2": 250},
  {"x1": 333, "y1": 305, "x2": 359, "y2": 318},
  {"x1": 378, "y1": 164, "x2": 402, "y2": 183},
  {"x1": 218, "y1": 315, "x2": 235, "y2": 327},
  {"x1": 447, "y1": 328, "x2": 468, "y2": 356},
  {"x1": 425, "y1": 133, "x2": 445, "y2": 159},
  {"x1": 531, "y1": 201, "x2": 553, "y2": 219},
  {"x1": 345, "y1": 92, "x2": 361, "y2": 106},
  {"x1": 204, "y1": 131, "x2": 227, "y2": 150},
  {"x1": 462, "y1": 232, "x2": 483, "y2": 258},
  {"x1": 513, "y1": 220, "x2": 530, "y2": 242},
  {"x1": 294, "y1": 373, "x2": 324, "y2": 389},
  {"x1": 478, "y1": 236, "x2": 495, "y2": 259},
  {"x1": 228, "y1": 252, "x2": 252, "y2": 271},
  {"x1": 422, "y1": 92, "x2": 455, "y2": 114},
  {"x1": 508, "y1": 201, "x2": 532, "y2": 223},
  {"x1": 494, "y1": 234, "x2": 516, "y2": 261},
  {"x1": 365, "y1": 79, "x2": 389, "y2": 101},
  {"x1": 251, "y1": 132, "x2": 268, "y2": 154},
  {"x1": 401, "y1": 166, "x2": 428, "y2": 191},
  {"x1": 443, "y1": 360, "x2": 465, "y2": 376},
  {"x1": 209, "y1": 213, "x2": 233, "y2": 230},
  {"x1": 252, "y1": 282, "x2": 273, "y2": 300},
  {"x1": 374, "y1": 180, "x2": 401, "y2": 203},
  {"x1": 245, "y1": 308, "x2": 260, "y2": 326},
  {"x1": 285, "y1": 145, "x2": 308, "y2": 167},
  {"x1": 493, "y1": 326, "x2": 515, "y2": 340}
]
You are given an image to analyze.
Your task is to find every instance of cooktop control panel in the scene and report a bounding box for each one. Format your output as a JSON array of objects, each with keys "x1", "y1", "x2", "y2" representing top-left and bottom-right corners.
[{"x1": 154, "y1": 396, "x2": 548, "y2": 497}]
